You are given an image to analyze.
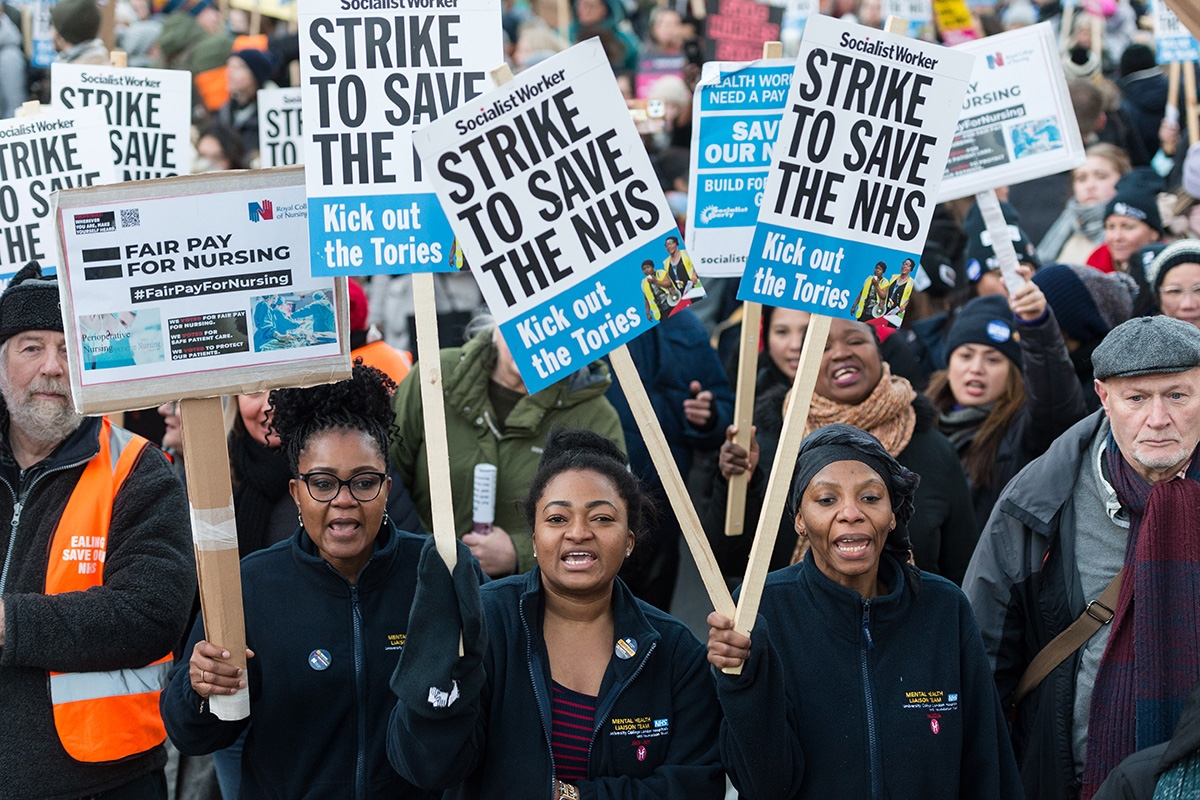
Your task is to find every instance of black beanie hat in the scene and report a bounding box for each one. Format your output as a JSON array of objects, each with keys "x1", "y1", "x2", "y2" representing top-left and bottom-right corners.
[
  {"x1": 945, "y1": 294, "x2": 1023, "y2": 371},
  {"x1": 51, "y1": 0, "x2": 102, "y2": 45},
  {"x1": 962, "y1": 200, "x2": 1040, "y2": 282},
  {"x1": 1118, "y1": 44, "x2": 1156, "y2": 78},
  {"x1": 231, "y1": 48, "x2": 277, "y2": 89},
  {"x1": 0, "y1": 261, "x2": 62, "y2": 343},
  {"x1": 1032, "y1": 263, "x2": 1137, "y2": 343},
  {"x1": 1105, "y1": 167, "x2": 1164, "y2": 234}
]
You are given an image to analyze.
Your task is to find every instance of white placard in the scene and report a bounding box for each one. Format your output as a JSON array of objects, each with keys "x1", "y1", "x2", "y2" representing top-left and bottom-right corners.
[
  {"x1": 51, "y1": 63, "x2": 193, "y2": 182},
  {"x1": 1154, "y1": 0, "x2": 1200, "y2": 63},
  {"x1": 938, "y1": 23, "x2": 1085, "y2": 202},
  {"x1": 54, "y1": 169, "x2": 350, "y2": 414},
  {"x1": 687, "y1": 58, "x2": 791, "y2": 277},
  {"x1": 0, "y1": 107, "x2": 117, "y2": 283},
  {"x1": 298, "y1": 1, "x2": 503, "y2": 276},
  {"x1": 413, "y1": 40, "x2": 689, "y2": 394},
  {"x1": 737, "y1": 15, "x2": 973, "y2": 322},
  {"x1": 257, "y1": 87, "x2": 304, "y2": 167}
]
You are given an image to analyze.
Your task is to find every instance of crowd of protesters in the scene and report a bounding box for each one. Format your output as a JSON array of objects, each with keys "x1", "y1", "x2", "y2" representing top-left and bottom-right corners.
[{"x1": 2, "y1": 0, "x2": 1200, "y2": 799}]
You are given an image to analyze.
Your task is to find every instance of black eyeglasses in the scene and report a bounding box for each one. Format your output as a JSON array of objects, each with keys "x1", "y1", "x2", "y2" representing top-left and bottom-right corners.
[{"x1": 297, "y1": 472, "x2": 387, "y2": 503}]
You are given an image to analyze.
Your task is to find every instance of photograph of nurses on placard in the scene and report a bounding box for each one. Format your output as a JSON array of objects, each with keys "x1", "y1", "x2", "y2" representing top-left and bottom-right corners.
[
  {"x1": 251, "y1": 290, "x2": 337, "y2": 352},
  {"x1": 642, "y1": 235, "x2": 706, "y2": 322},
  {"x1": 853, "y1": 257, "x2": 917, "y2": 329}
]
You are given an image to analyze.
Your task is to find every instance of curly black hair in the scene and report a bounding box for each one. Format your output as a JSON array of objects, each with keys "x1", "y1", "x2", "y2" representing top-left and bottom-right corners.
[
  {"x1": 521, "y1": 429, "x2": 651, "y2": 541},
  {"x1": 268, "y1": 362, "x2": 398, "y2": 476}
]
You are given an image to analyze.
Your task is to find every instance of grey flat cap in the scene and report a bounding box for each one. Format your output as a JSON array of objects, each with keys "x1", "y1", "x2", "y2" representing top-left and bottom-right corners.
[{"x1": 1093, "y1": 316, "x2": 1200, "y2": 380}]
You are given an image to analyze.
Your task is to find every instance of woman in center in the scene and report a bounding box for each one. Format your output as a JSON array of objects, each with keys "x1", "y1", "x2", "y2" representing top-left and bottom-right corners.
[
  {"x1": 707, "y1": 425, "x2": 1023, "y2": 799},
  {"x1": 387, "y1": 429, "x2": 724, "y2": 800}
]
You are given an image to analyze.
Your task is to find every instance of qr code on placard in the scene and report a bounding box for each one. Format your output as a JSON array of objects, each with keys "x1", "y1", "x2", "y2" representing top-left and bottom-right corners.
[{"x1": 121, "y1": 208, "x2": 140, "y2": 228}]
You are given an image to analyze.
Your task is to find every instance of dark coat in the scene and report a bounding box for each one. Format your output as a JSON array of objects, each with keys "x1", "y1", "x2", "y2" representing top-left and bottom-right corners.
[
  {"x1": 702, "y1": 395, "x2": 980, "y2": 586},
  {"x1": 939, "y1": 309, "x2": 1088, "y2": 532},
  {"x1": 1094, "y1": 681, "x2": 1200, "y2": 800},
  {"x1": 387, "y1": 568, "x2": 725, "y2": 800},
  {"x1": 1118, "y1": 69, "x2": 1169, "y2": 166},
  {"x1": 0, "y1": 417, "x2": 194, "y2": 800},
  {"x1": 717, "y1": 553, "x2": 1024, "y2": 800},
  {"x1": 161, "y1": 523, "x2": 443, "y2": 800},
  {"x1": 963, "y1": 410, "x2": 1109, "y2": 800}
]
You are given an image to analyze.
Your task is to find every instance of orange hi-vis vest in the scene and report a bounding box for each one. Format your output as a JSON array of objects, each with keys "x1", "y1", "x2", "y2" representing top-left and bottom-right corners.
[{"x1": 45, "y1": 418, "x2": 173, "y2": 763}]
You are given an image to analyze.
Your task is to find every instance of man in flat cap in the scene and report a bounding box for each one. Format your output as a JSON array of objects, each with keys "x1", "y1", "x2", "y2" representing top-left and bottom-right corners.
[
  {"x1": 964, "y1": 314, "x2": 1200, "y2": 800},
  {"x1": 0, "y1": 262, "x2": 194, "y2": 799}
]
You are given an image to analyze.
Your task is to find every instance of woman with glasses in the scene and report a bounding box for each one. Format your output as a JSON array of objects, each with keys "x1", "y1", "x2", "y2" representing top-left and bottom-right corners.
[
  {"x1": 161, "y1": 364, "x2": 479, "y2": 799},
  {"x1": 1148, "y1": 240, "x2": 1200, "y2": 329}
]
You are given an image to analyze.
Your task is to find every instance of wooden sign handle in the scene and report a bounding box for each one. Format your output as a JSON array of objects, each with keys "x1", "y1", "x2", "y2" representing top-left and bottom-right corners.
[
  {"x1": 724, "y1": 315, "x2": 830, "y2": 673},
  {"x1": 608, "y1": 346, "x2": 736, "y2": 620},
  {"x1": 180, "y1": 396, "x2": 249, "y2": 720},
  {"x1": 1184, "y1": 62, "x2": 1200, "y2": 147},
  {"x1": 412, "y1": 273, "x2": 458, "y2": 575},
  {"x1": 725, "y1": 41, "x2": 782, "y2": 537},
  {"x1": 974, "y1": 188, "x2": 1024, "y2": 295},
  {"x1": 110, "y1": 49, "x2": 127, "y2": 68}
]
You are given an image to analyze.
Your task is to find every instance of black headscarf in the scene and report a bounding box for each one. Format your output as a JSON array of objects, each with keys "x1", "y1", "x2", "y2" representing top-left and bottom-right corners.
[{"x1": 789, "y1": 423, "x2": 922, "y2": 592}]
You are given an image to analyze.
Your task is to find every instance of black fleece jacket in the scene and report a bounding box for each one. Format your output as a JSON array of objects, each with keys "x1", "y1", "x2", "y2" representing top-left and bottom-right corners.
[
  {"x1": 161, "y1": 523, "x2": 446, "y2": 800},
  {"x1": 0, "y1": 417, "x2": 194, "y2": 800},
  {"x1": 388, "y1": 568, "x2": 725, "y2": 800}
]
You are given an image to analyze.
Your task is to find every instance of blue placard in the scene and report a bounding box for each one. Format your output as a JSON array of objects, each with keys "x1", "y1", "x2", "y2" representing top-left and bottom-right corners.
[{"x1": 306, "y1": 192, "x2": 456, "y2": 276}]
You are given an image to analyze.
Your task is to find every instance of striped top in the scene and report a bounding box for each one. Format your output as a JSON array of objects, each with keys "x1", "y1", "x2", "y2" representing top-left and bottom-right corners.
[{"x1": 550, "y1": 681, "x2": 598, "y2": 783}]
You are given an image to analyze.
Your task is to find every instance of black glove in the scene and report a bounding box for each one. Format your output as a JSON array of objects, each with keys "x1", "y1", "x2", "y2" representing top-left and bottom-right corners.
[{"x1": 391, "y1": 536, "x2": 487, "y2": 717}]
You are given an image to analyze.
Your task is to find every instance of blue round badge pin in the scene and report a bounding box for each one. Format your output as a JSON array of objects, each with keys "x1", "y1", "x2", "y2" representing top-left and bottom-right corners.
[
  {"x1": 308, "y1": 649, "x2": 332, "y2": 671},
  {"x1": 986, "y1": 320, "x2": 1011, "y2": 343},
  {"x1": 614, "y1": 638, "x2": 637, "y2": 660}
]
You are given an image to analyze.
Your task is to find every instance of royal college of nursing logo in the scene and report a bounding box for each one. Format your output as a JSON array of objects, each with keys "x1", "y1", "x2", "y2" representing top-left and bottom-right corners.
[{"x1": 248, "y1": 199, "x2": 274, "y2": 222}]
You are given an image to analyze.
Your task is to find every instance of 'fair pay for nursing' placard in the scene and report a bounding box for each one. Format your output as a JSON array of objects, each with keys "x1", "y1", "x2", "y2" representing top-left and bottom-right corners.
[
  {"x1": 938, "y1": 23, "x2": 1084, "y2": 201},
  {"x1": 413, "y1": 39, "x2": 685, "y2": 394},
  {"x1": 298, "y1": 0, "x2": 502, "y2": 276},
  {"x1": 687, "y1": 58, "x2": 791, "y2": 278},
  {"x1": 0, "y1": 107, "x2": 116, "y2": 282},
  {"x1": 51, "y1": 63, "x2": 192, "y2": 182},
  {"x1": 738, "y1": 15, "x2": 973, "y2": 316},
  {"x1": 55, "y1": 173, "x2": 346, "y2": 413}
]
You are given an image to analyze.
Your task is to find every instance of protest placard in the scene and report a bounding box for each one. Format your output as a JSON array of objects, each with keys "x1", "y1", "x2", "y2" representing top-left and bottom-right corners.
[
  {"x1": 932, "y1": 0, "x2": 977, "y2": 44},
  {"x1": 737, "y1": 14, "x2": 973, "y2": 329},
  {"x1": 687, "y1": 57, "x2": 791, "y2": 278},
  {"x1": 231, "y1": 0, "x2": 296, "y2": 21},
  {"x1": 23, "y1": 0, "x2": 57, "y2": 68},
  {"x1": 779, "y1": 0, "x2": 819, "y2": 57},
  {"x1": 53, "y1": 167, "x2": 349, "y2": 415},
  {"x1": 55, "y1": 169, "x2": 351, "y2": 721},
  {"x1": 703, "y1": 0, "x2": 784, "y2": 62},
  {"x1": 417, "y1": 45, "x2": 735, "y2": 617},
  {"x1": 0, "y1": 106, "x2": 117, "y2": 284},
  {"x1": 413, "y1": 39, "x2": 704, "y2": 394},
  {"x1": 51, "y1": 63, "x2": 192, "y2": 182},
  {"x1": 1155, "y1": 0, "x2": 1200, "y2": 63},
  {"x1": 635, "y1": 54, "x2": 686, "y2": 99},
  {"x1": 938, "y1": 23, "x2": 1085, "y2": 201},
  {"x1": 258, "y1": 87, "x2": 304, "y2": 167},
  {"x1": 298, "y1": 1, "x2": 502, "y2": 276},
  {"x1": 1166, "y1": 0, "x2": 1200, "y2": 43}
]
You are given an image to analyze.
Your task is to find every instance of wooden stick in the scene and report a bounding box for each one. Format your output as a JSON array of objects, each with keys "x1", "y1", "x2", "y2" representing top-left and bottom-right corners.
[
  {"x1": 725, "y1": 314, "x2": 831, "y2": 672},
  {"x1": 180, "y1": 396, "x2": 249, "y2": 720},
  {"x1": 412, "y1": 273, "x2": 458, "y2": 575},
  {"x1": 110, "y1": 49, "x2": 127, "y2": 68},
  {"x1": 1090, "y1": 13, "x2": 1102, "y2": 64},
  {"x1": 557, "y1": 0, "x2": 571, "y2": 41},
  {"x1": 884, "y1": 14, "x2": 908, "y2": 34},
  {"x1": 725, "y1": 41, "x2": 782, "y2": 537},
  {"x1": 608, "y1": 346, "x2": 736, "y2": 619},
  {"x1": 1166, "y1": 63, "x2": 1181, "y2": 157},
  {"x1": 690, "y1": 0, "x2": 706, "y2": 20},
  {"x1": 1184, "y1": 63, "x2": 1200, "y2": 147},
  {"x1": 1165, "y1": 0, "x2": 1200, "y2": 42},
  {"x1": 1060, "y1": 3, "x2": 1075, "y2": 53},
  {"x1": 250, "y1": 9, "x2": 262, "y2": 36},
  {"x1": 16, "y1": 99, "x2": 40, "y2": 117}
]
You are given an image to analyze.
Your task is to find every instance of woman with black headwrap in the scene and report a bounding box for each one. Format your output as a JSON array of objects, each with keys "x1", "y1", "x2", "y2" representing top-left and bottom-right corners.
[{"x1": 706, "y1": 425, "x2": 1023, "y2": 800}]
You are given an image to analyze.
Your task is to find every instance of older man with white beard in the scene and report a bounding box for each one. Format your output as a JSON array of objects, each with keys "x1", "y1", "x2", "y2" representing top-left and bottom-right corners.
[{"x1": 0, "y1": 262, "x2": 194, "y2": 800}]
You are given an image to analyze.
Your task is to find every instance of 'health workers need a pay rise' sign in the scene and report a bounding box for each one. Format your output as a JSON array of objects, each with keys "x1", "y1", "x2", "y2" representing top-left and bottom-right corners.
[
  {"x1": 298, "y1": 0, "x2": 502, "y2": 276},
  {"x1": 738, "y1": 15, "x2": 973, "y2": 317},
  {"x1": 413, "y1": 40, "x2": 685, "y2": 394}
]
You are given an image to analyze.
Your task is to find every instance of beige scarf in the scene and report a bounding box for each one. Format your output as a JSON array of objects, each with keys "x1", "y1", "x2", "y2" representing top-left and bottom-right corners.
[{"x1": 805, "y1": 364, "x2": 917, "y2": 456}]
